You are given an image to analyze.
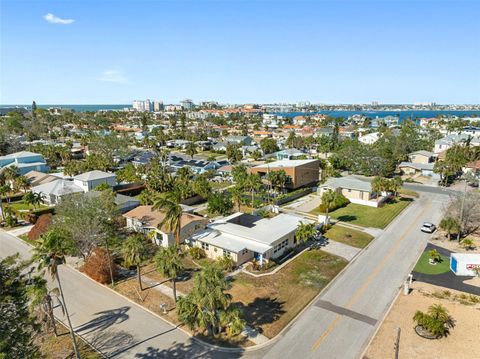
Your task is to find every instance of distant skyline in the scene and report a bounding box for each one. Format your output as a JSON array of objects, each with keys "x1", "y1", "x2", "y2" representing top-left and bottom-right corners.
[{"x1": 1, "y1": 0, "x2": 479, "y2": 104}]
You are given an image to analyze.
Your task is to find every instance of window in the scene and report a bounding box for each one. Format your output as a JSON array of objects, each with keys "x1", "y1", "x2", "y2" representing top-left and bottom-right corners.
[
  {"x1": 223, "y1": 249, "x2": 231, "y2": 257},
  {"x1": 201, "y1": 242, "x2": 209, "y2": 250},
  {"x1": 241, "y1": 249, "x2": 248, "y2": 255}
]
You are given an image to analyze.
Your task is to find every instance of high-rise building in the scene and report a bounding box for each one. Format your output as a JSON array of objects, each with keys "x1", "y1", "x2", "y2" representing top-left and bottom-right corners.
[
  {"x1": 180, "y1": 99, "x2": 194, "y2": 110},
  {"x1": 132, "y1": 99, "x2": 154, "y2": 112},
  {"x1": 153, "y1": 101, "x2": 164, "y2": 112}
]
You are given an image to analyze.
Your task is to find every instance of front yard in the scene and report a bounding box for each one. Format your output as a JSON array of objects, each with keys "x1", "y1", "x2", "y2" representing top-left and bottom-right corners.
[
  {"x1": 228, "y1": 250, "x2": 348, "y2": 338},
  {"x1": 324, "y1": 225, "x2": 374, "y2": 248},
  {"x1": 310, "y1": 198, "x2": 412, "y2": 229},
  {"x1": 413, "y1": 250, "x2": 450, "y2": 275}
]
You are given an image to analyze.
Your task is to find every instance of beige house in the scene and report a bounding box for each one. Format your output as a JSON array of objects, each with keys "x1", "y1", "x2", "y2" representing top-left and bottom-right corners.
[
  {"x1": 318, "y1": 176, "x2": 385, "y2": 207},
  {"x1": 250, "y1": 159, "x2": 320, "y2": 189},
  {"x1": 189, "y1": 212, "x2": 313, "y2": 266},
  {"x1": 407, "y1": 150, "x2": 436, "y2": 164},
  {"x1": 123, "y1": 205, "x2": 208, "y2": 246}
]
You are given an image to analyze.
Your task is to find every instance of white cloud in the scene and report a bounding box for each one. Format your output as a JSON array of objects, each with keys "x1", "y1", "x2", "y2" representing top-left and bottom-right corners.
[
  {"x1": 97, "y1": 69, "x2": 128, "y2": 84},
  {"x1": 44, "y1": 13, "x2": 75, "y2": 25}
]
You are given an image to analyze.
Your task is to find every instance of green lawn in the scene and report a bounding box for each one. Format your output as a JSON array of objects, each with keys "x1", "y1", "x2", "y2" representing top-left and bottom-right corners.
[
  {"x1": 414, "y1": 251, "x2": 450, "y2": 275},
  {"x1": 18, "y1": 233, "x2": 37, "y2": 246},
  {"x1": 8, "y1": 201, "x2": 47, "y2": 212},
  {"x1": 324, "y1": 225, "x2": 374, "y2": 248},
  {"x1": 398, "y1": 187, "x2": 419, "y2": 198},
  {"x1": 210, "y1": 181, "x2": 232, "y2": 190},
  {"x1": 310, "y1": 198, "x2": 412, "y2": 229}
]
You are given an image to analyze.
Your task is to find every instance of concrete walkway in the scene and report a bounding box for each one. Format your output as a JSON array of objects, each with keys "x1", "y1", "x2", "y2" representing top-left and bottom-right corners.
[
  {"x1": 6, "y1": 224, "x2": 33, "y2": 236},
  {"x1": 320, "y1": 240, "x2": 361, "y2": 261}
]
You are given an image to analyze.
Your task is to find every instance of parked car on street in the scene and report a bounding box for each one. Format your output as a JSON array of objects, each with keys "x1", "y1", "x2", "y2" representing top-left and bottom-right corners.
[{"x1": 421, "y1": 222, "x2": 436, "y2": 233}]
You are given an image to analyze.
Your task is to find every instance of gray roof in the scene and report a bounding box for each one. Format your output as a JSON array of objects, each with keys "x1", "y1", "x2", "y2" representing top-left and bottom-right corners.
[
  {"x1": 409, "y1": 150, "x2": 435, "y2": 158},
  {"x1": 320, "y1": 176, "x2": 372, "y2": 192},
  {"x1": 0, "y1": 151, "x2": 42, "y2": 160},
  {"x1": 399, "y1": 162, "x2": 435, "y2": 171},
  {"x1": 73, "y1": 170, "x2": 116, "y2": 181},
  {"x1": 85, "y1": 191, "x2": 140, "y2": 206}
]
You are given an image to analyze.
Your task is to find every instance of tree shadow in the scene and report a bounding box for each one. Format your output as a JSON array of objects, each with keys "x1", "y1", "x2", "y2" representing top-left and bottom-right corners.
[
  {"x1": 233, "y1": 297, "x2": 285, "y2": 331},
  {"x1": 87, "y1": 328, "x2": 135, "y2": 356},
  {"x1": 75, "y1": 306, "x2": 130, "y2": 335},
  {"x1": 133, "y1": 340, "x2": 244, "y2": 359},
  {"x1": 336, "y1": 215, "x2": 357, "y2": 222}
]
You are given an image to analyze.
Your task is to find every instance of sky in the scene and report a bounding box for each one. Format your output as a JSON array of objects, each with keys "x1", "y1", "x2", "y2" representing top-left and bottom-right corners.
[{"x1": 0, "y1": 0, "x2": 479, "y2": 105}]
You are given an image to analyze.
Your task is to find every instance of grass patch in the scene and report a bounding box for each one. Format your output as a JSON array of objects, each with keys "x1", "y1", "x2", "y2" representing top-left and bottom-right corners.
[
  {"x1": 413, "y1": 251, "x2": 450, "y2": 275},
  {"x1": 324, "y1": 225, "x2": 374, "y2": 248},
  {"x1": 35, "y1": 322, "x2": 101, "y2": 359},
  {"x1": 398, "y1": 187, "x2": 419, "y2": 198},
  {"x1": 229, "y1": 250, "x2": 347, "y2": 338},
  {"x1": 210, "y1": 181, "x2": 232, "y2": 190},
  {"x1": 18, "y1": 233, "x2": 37, "y2": 246},
  {"x1": 310, "y1": 198, "x2": 412, "y2": 229},
  {"x1": 8, "y1": 201, "x2": 48, "y2": 212}
]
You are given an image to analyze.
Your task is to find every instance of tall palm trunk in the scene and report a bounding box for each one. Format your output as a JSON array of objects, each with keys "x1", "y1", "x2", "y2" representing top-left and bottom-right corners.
[
  {"x1": 45, "y1": 294, "x2": 58, "y2": 337},
  {"x1": 137, "y1": 264, "x2": 143, "y2": 291},
  {"x1": 55, "y1": 268, "x2": 80, "y2": 359},
  {"x1": 172, "y1": 278, "x2": 177, "y2": 302},
  {"x1": 104, "y1": 239, "x2": 115, "y2": 286}
]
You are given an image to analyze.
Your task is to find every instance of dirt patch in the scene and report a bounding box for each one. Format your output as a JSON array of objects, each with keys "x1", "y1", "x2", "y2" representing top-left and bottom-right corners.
[{"x1": 364, "y1": 282, "x2": 480, "y2": 359}]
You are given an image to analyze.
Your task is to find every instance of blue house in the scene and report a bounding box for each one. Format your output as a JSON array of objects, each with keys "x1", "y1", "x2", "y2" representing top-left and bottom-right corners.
[{"x1": 0, "y1": 151, "x2": 49, "y2": 175}]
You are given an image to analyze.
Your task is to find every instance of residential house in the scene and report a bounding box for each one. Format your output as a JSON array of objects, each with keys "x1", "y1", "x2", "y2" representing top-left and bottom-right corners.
[
  {"x1": 85, "y1": 191, "x2": 140, "y2": 213},
  {"x1": 24, "y1": 170, "x2": 58, "y2": 187},
  {"x1": 250, "y1": 159, "x2": 320, "y2": 189},
  {"x1": 123, "y1": 205, "x2": 208, "y2": 246},
  {"x1": 32, "y1": 179, "x2": 84, "y2": 205},
  {"x1": 358, "y1": 132, "x2": 381, "y2": 145},
  {"x1": 434, "y1": 133, "x2": 480, "y2": 154},
  {"x1": 318, "y1": 176, "x2": 387, "y2": 207},
  {"x1": 408, "y1": 150, "x2": 437, "y2": 164},
  {"x1": 463, "y1": 160, "x2": 480, "y2": 182},
  {"x1": 73, "y1": 170, "x2": 117, "y2": 192},
  {"x1": 0, "y1": 151, "x2": 49, "y2": 175},
  {"x1": 273, "y1": 148, "x2": 306, "y2": 160},
  {"x1": 224, "y1": 136, "x2": 253, "y2": 146},
  {"x1": 398, "y1": 162, "x2": 438, "y2": 179},
  {"x1": 189, "y1": 212, "x2": 313, "y2": 266}
]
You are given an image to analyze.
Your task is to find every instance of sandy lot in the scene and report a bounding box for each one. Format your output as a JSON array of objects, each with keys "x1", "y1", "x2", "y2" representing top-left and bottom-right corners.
[{"x1": 364, "y1": 282, "x2": 480, "y2": 359}]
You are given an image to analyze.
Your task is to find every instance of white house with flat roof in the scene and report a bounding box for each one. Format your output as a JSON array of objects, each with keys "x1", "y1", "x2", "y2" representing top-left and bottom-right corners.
[
  {"x1": 188, "y1": 212, "x2": 313, "y2": 266},
  {"x1": 73, "y1": 170, "x2": 116, "y2": 192}
]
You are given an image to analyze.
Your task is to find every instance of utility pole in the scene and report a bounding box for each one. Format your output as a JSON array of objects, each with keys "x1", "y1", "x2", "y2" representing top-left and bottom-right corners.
[
  {"x1": 457, "y1": 178, "x2": 467, "y2": 241},
  {"x1": 394, "y1": 327, "x2": 401, "y2": 359}
]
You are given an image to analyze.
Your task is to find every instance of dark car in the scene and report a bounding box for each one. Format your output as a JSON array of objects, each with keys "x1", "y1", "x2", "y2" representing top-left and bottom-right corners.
[{"x1": 421, "y1": 222, "x2": 436, "y2": 233}]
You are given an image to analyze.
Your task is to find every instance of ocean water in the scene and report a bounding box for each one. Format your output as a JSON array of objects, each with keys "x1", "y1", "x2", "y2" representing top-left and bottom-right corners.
[{"x1": 1, "y1": 105, "x2": 479, "y2": 120}]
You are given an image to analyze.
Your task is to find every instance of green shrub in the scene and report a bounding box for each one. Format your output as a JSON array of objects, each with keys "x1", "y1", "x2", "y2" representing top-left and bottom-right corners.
[
  {"x1": 318, "y1": 194, "x2": 350, "y2": 213},
  {"x1": 189, "y1": 247, "x2": 206, "y2": 260},
  {"x1": 217, "y1": 256, "x2": 235, "y2": 271}
]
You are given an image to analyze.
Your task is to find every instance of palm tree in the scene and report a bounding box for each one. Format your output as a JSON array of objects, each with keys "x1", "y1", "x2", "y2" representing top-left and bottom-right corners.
[
  {"x1": 392, "y1": 177, "x2": 403, "y2": 198},
  {"x1": 23, "y1": 191, "x2": 36, "y2": 210},
  {"x1": 27, "y1": 276, "x2": 62, "y2": 337},
  {"x1": 0, "y1": 183, "x2": 10, "y2": 221},
  {"x1": 219, "y1": 307, "x2": 246, "y2": 337},
  {"x1": 15, "y1": 175, "x2": 30, "y2": 193},
  {"x1": 413, "y1": 304, "x2": 454, "y2": 337},
  {"x1": 155, "y1": 245, "x2": 184, "y2": 302},
  {"x1": 320, "y1": 189, "x2": 337, "y2": 224},
  {"x1": 185, "y1": 141, "x2": 197, "y2": 159},
  {"x1": 152, "y1": 194, "x2": 183, "y2": 245},
  {"x1": 122, "y1": 234, "x2": 148, "y2": 291},
  {"x1": 461, "y1": 238, "x2": 475, "y2": 251},
  {"x1": 296, "y1": 222, "x2": 317, "y2": 243},
  {"x1": 371, "y1": 177, "x2": 386, "y2": 202},
  {"x1": 230, "y1": 186, "x2": 244, "y2": 212},
  {"x1": 439, "y1": 217, "x2": 460, "y2": 241},
  {"x1": 245, "y1": 174, "x2": 262, "y2": 205},
  {"x1": 33, "y1": 228, "x2": 80, "y2": 359}
]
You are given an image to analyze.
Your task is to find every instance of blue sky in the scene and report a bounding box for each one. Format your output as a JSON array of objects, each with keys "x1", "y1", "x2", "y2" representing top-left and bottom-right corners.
[{"x1": 1, "y1": 0, "x2": 479, "y2": 104}]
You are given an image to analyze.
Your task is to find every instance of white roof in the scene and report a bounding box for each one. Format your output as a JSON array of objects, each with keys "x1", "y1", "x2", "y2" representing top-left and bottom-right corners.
[
  {"x1": 32, "y1": 179, "x2": 84, "y2": 197},
  {"x1": 451, "y1": 253, "x2": 480, "y2": 262},
  {"x1": 0, "y1": 151, "x2": 41, "y2": 159},
  {"x1": 73, "y1": 170, "x2": 116, "y2": 181},
  {"x1": 253, "y1": 159, "x2": 317, "y2": 169}
]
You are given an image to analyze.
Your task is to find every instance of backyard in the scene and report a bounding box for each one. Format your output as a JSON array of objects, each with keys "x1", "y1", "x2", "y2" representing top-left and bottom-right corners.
[
  {"x1": 310, "y1": 198, "x2": 412, "y2": 229},
  {"x1": 324, "y1": 225, "x2": 374, "y2": 248},
  {"x1": 228, "y1": 249, "x2": 348, "y2": 338}
]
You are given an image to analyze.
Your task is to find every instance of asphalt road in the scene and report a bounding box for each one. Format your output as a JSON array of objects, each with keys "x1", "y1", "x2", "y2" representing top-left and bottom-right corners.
[
  {"x1": 260, "y1": 191, "x2": 450, "y2": 359},
  {"x1": 0, "y1": 190, "x2": 450, "y2": 359},
  {"x1": 0, "y1": 231, "x2": 242, "y2": 359}
]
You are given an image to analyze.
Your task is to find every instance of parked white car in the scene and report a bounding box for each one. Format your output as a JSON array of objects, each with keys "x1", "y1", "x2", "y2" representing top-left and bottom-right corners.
[{"x1": 421, "y1": 222, "x2": 436, "y2": 233}]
